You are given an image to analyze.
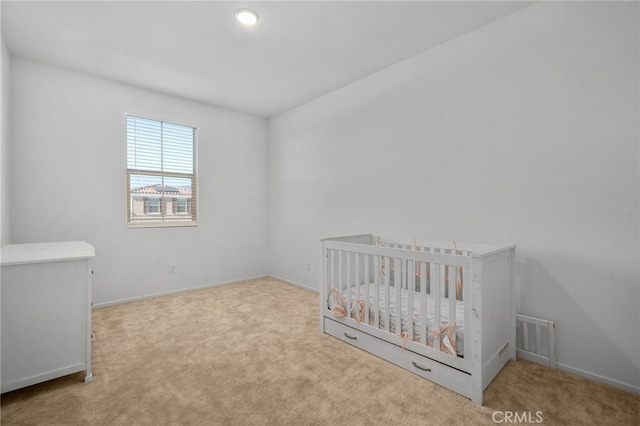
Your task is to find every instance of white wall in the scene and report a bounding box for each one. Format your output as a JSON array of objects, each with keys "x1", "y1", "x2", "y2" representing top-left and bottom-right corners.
[
  {"x1": 268, "y1": 1, "x2": 639, "y2": 392},
  {"x1": 1, "y1": 36, "x2": 10, "y2": 246},
  {"x1": 10, "y1": 58, "x2": 269, "y2": 305}
]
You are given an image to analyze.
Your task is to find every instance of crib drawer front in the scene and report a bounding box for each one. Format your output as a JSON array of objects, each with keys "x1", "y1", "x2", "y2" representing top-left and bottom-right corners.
[
  {"x1": 380, "y1": 343, "x2": 472, "y2": 399},
  {"x1": 324, "y1": 317, "x2": 472, "y2": 400},
  {"x1": 324, "y1": 318, "x2": 382, "y2": 355}
]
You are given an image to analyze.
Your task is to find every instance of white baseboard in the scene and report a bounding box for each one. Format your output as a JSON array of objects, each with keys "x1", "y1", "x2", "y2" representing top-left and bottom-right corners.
[
  {"x1": 268, "y1": 275, "x2": 319, "y2": 293},
  {"x1": 517, "y1": 349, "x2": 552, "y2": 367},
  {"x1": 92, "y1": 274, "x2": 269, "y2": 308},
  {"x1": 555, "y1": 362, "x2": 640, "y2": 395}
]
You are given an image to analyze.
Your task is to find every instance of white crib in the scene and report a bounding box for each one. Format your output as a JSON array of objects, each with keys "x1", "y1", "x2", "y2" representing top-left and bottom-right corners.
[{"x1": 319, "y1": 234, "x2": 516, "y2": 405}]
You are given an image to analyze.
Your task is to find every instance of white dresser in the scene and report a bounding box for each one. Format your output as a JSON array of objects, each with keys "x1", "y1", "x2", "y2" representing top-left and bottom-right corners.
[{"x1": 1, "y1": 241, "x2": 95, "y2": 393}]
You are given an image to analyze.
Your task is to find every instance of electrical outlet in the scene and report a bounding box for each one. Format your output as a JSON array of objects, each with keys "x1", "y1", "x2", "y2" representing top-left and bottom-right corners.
[
  {"x1": 306, "y1": 261, "x2": 311, "y2": 271},
  {"x1": 170, "y1": 264, "x2": 176, "y2": 274}
]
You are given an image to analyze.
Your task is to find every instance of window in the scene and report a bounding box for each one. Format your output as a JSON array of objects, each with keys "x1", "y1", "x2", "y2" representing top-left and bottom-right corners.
[
  {"x1": 145, "y1": 198, "x2": 161, "y2": 214},
  {"x1": 174, "y1": 199, "x2": 188, "y2": 214},
  {"x1": 127, "y1": 115, "x2": 197, "y2": 227}
]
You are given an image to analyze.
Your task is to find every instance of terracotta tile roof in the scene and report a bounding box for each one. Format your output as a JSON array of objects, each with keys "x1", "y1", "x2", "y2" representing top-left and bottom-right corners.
[{"x1": 131, "y1": 184, "x2": 191, "y2": 195}]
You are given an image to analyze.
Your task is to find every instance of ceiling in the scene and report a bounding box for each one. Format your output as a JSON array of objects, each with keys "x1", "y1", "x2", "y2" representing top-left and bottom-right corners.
[{"x1": 1, "y1": 1, "x2": 534, "y2": 118}]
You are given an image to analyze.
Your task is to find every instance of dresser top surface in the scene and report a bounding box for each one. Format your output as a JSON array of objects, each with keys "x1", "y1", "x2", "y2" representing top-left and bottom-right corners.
[{"x1": 1, "y1": 241, "x2": 95, "y2": 266}]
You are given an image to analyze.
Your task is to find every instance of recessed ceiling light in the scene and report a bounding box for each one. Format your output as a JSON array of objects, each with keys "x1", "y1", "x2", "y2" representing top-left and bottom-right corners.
[{"x1": 235, "y1": 8, "x2": 259, "y2": 26}]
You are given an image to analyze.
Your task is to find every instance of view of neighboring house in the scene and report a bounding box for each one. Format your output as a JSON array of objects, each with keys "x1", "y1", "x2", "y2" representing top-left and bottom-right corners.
[{"x1": 130, "y1": 183, "x2": 193, "y2": 222}]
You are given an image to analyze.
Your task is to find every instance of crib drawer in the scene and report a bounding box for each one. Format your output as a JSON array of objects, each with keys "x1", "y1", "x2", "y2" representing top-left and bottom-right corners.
[
  {"x1": 324, "y1": 317, "x2": 472, "y2": 400},
  {"x1": 380, "y1": 344, "x2": 472, "y2": 399},
  {"x1": 324, "y1": 318, "x2": 382, "y2": 355}
]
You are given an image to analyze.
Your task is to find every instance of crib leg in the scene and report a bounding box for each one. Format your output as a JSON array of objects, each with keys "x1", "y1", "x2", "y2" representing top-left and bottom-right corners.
[
  {"x1": 471, "y1": 390, "x2": 483, "y2": 406},
  {"x1": 471, "y1": 370, "x2": 483, "y2": 405}
]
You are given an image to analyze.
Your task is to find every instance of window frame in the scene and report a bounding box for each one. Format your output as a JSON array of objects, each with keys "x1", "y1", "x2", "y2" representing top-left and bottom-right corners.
[{"x1": 126, "y1": 114, "x2": 198, "y2": 229}]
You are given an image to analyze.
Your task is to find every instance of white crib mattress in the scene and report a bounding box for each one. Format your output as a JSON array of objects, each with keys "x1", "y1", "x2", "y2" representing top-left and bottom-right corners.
[{"x1": 343, "y1": 283, "x2": 465, "y2": 356}]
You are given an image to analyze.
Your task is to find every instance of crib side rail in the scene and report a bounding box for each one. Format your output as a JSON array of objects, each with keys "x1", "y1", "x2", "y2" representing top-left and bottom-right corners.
[
  {"x1": 374, "y1": 235, "x2": 510, "y2": 256},
  {"x1": 516, "y1": 314, "x2": 556, "y2": 368},
  {"x1": 321, "y1": 234, "x2": 374, "y2": 245},
  {"x1": 323, "y1": 240, "x2": 471, "y2": 267}
]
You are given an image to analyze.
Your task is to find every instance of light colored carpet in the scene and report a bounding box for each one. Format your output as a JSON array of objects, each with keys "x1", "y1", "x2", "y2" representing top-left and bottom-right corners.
[{"x1": 1, "y1": 278, "x2": 638, "y2": 425}]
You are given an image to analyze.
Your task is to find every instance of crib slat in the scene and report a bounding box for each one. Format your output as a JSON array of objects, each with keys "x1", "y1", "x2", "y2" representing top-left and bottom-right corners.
[
  {"x1": 374, "y1": 255, "x2": 380, "y2": 329},
  {"x1": 448, "y1": 264, "x2": 456, "y2": 331},
  {"x1": 346, "y1": 251, "x2": 352, "y2": 314},
  {"x1": 330, "y1": 249, "x2": 336, "y2": 291},
  {"x1": 364, "y1": 254, "x2": 370, "y2": 325},
  {"x1": 523, "y1": 322, "x2": 529, "y2": 352},
  {"x1": 338, "y1": 251, "x2": 344, "y2": 299},
  {"x1": 403, "y1": 259, "x2": 407, "y2": 290},
  {"x1": 355, "y1": 252, "x2": 361, "y2": 320},
  {"x1": 427, "y1": 258, "x2": 431, "y2": 294},
  {"x1": 407, "y1": 260, "x2": 414, "y2": 341},
  {"x1": 420, "y1": 261, "x2": 427, "y2": 345},
  {"x1": 535, "y1": 324, "x2": 542, "y2": 354},
  {"x1": 385, "y1": 257, "x2": 391, "y2": 332},
  {"x1": 433, "y1": 262, "x2": 441, "y2": 352},
  {"x1": 324, "y1": 249, "x2": 331, "y2": 312},
  {"x1": 463, "y1": 265, "x2": 471, "y2": 360},
  {"x1": 549, "y1": 322, "x2": 556, "y2": 369},
  {"x1": 420, "y1": 262, "x2": 427, "y2": 345},
  {"x1": 394, "y1": 258, "x2": 401, "y2": 336}
]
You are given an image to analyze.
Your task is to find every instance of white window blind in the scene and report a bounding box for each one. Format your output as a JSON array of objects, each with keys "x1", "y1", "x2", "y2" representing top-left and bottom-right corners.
[{"x1": 126, "y1": 115, "x2": 197, "y2": 227}]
